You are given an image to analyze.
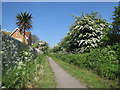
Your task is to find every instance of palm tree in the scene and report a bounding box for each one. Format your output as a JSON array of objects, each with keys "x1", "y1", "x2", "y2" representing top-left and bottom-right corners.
[{"x1": 16, "y1": 11, "x2": 32, "y2": 43}]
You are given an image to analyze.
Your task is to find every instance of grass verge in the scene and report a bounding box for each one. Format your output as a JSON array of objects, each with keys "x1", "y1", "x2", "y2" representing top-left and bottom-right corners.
[
  {"x1": 29, "y1": 55, "x2": 57, "y2": 88},
  {"x1": 51, "y1": 57, "x2": 118, "y2": 88}
]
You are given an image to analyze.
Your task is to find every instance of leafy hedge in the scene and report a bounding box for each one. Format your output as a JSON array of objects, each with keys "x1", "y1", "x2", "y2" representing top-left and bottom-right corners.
[{"x1": 51, "y1": 43, "x2": 120, "y2": 81}]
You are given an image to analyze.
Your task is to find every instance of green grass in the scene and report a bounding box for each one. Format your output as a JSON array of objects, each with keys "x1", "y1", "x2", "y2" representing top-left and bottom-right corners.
[
  {"x1": 0, "y1": 61, "x2": 1, "y2": 87},
  {"x1": 51, "y1": 57, "x2": 118, "y2": 88},
  {"x1": 30, "y1": 56, "x2": 57, "y2": 88},
  {"x1": 38, "y1": 56, "x2": 57, "y2": 88},
  {"x1": 2, "y1": 54, "x2": 56, "y2": 88}
]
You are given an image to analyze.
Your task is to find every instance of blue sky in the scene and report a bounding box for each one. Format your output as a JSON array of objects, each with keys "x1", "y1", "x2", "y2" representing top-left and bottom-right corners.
[{"x1": 2, "y1": 2, "x2": 118, "y2": 47}]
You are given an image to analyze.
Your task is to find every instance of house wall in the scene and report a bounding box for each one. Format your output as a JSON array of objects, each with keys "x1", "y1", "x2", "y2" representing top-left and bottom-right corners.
[
  {"x1": 27, "y1": 33, "x2": 32, "y2": 46},
  {"x1": 11, "y1": 30, "x2": 28, "y2": 44}
]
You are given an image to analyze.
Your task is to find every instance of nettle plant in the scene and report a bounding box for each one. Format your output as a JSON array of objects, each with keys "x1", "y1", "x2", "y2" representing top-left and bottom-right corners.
[{"x1": 61, "y1": 12, "x2": 110, "y2": 53}]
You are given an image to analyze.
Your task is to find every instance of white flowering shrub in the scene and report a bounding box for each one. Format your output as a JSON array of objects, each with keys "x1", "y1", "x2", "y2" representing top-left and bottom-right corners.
[
  {"x1": 2, "y1": 55, "x2": 44, "y2": 89},
  {"x1": 2, "y1": 33, "x2": 19, "y2": 70},
  {"x1": 33, "y1": 41, "x2": 49, "y2": 54},
  {"x1": 60, "y1": 12, "x2": 110, "y2": 53},
  {"x1": 1, "y1": 33, "x2": 43, "y2": 89}
]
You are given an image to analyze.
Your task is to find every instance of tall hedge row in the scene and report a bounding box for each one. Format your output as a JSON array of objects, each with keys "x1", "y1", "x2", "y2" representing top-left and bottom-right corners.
[{"x1": 52, "y1": 43, "x2": 120, "y2": 80}]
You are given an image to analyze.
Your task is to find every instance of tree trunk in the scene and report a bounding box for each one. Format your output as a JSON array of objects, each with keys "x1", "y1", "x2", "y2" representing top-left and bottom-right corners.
[{"x1": 22, "y1": 27, "x2": 26, "y2": 44}]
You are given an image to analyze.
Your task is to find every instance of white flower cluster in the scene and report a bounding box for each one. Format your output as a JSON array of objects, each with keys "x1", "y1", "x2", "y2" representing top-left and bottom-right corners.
[
  {"x1": 2, "y1": 33, "x2": 37, "y2": 88},
  {"x1": 63, "y1": 13, "x2": 110, "y2": 53}
]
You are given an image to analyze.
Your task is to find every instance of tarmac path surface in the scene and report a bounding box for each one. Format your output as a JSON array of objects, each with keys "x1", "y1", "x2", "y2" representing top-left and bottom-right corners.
[{"x1": 48, "y1": 57, "x2": 86, "y2": 88}]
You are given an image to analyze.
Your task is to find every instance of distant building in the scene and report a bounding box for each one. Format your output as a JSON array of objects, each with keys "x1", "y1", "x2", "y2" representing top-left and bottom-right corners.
[
  {"x1": 3, "y1": 32, "x2": 11, "y2": 35},
  {"x1": 9, "y1": 28, "x2": 32, "y2": 45}
]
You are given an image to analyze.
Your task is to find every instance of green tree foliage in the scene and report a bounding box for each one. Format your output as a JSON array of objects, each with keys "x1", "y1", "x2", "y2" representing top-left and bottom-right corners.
[
  {"x1": 16, "y1": 12, "x2": 32, "y2": 31},
  {"x1": 106, "y1": 2, "x2": 120, "y2": 45},
  {"x1": 33, "y1": 41, "x2": 49, "y2": 54},
  {"x1": 60, "y1": 12, "x2": 110, "y2": 53},
  {"x1": 32, "y1": 34, "x2": 40, "y2": 43},
  {"x1": 16, "y1": 12, "x2": 32, "y2": 43},
  {"x1": 112, "y1": 1, "x2": 120, "y2": 34},
  {"x1": 40, "y1": 41, "x2": 49, "y2": 54},
  {"x1": 103, "y1": 2, "x2": 120, "y2": 45},
  {"x1": 51, "y1": 44, "x2": 62, "y2": 53},
  {"x1": 0, "y1": 25, "x2": 1, "y2": 30}
]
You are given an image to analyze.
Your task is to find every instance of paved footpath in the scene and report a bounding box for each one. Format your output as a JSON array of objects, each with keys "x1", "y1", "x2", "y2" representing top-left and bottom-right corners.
[{"x1": 48, "y1": 57, "x2": 86, "y2": 88}]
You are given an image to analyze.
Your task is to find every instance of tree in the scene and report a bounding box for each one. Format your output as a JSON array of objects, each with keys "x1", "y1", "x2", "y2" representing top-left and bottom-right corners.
[
  {"x1": 16, "y1": 11, "x2": 32, "y2": 43},
  {"x1": 112, "y1": 1, "x2": 120, "y2": 34},
  {"x1": 60, "y1": 12, "x2": 109, "y2": 53},
  {"x1": 40, "y1": 41, "x2": 49, "y2": 54},
  {"x1": 0, "y1": 25, "x2": 1, "y2": 30},
  {"x1": 34, "y1": 40, "x2": 50, "y2": 54},
  {"x1": 106, "y1": 1, "x2": 120, "y2": 45},
  {"x1": 51, "y1": 44, "x2": 63, "y2": 53},
  {"x1": 32, "y1": 34, "x2": 39, "y2": 43}
]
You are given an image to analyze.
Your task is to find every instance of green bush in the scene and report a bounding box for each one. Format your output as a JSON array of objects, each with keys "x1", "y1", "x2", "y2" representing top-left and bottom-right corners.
[{"x1": 51, "y1": 43, "x2": 119, "y2": 81}]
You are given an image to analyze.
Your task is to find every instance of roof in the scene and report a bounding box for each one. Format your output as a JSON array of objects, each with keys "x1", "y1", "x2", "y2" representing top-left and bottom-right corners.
[
  {"x1": 9, "y1": 27, "x2": 19, "y2": 36},
  {"x1": 21, "y1": 31, "x2": 31, "y2": 39},
  {"x1": 3, "y1": 32, "x2": 11, "y2": 35},
  {"x1": 25, "y1": 32, "x2": 31, "y2": 38},
  {"x1": 9, "y1": 27, "x2": 31, "y2": 40}
]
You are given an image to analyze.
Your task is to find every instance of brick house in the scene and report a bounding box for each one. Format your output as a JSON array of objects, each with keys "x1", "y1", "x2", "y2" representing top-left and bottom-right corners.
[{"x1": 9, "y1": 28, "x2": 32, "y2": 45}]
